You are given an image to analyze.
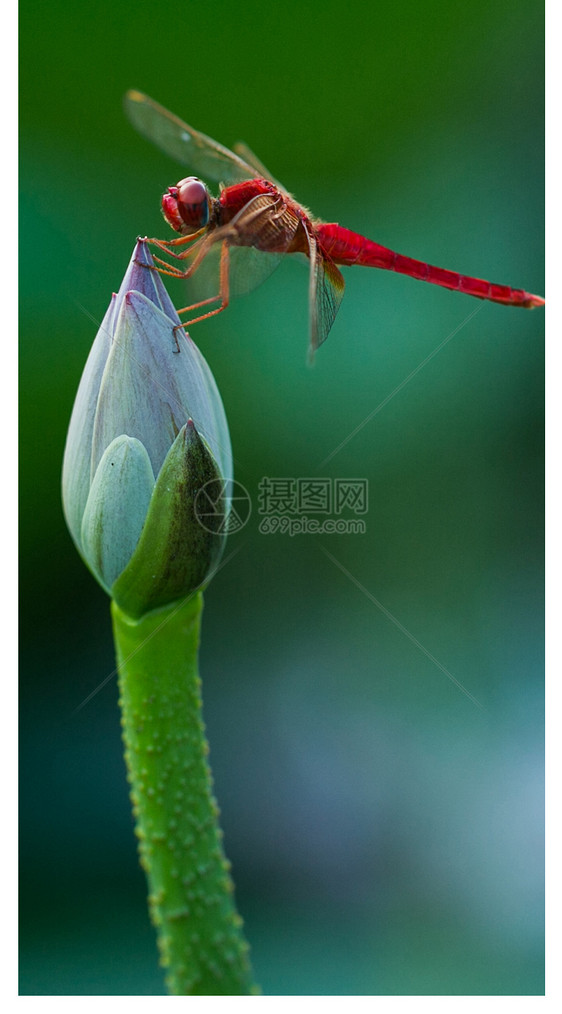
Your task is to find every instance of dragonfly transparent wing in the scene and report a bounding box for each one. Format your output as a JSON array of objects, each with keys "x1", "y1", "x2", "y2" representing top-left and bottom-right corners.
[
  {"x1": 179, "y1": 243, "x2": 284, "y2": 306},
  {"x1": 125, "y1": 90, "x2": 259, "y2": 186},
  {"x1": 233, "y1": 141, "x2": 284, "y2": 190},
  {"x1": 305, "y1": 227, "x2": 346, "y2": 355}
]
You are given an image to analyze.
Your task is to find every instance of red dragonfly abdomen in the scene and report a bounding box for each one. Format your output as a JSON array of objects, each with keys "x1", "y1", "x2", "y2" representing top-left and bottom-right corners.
[{"x1": 316, "y1": 223, "x2": 544, "y2": 309}]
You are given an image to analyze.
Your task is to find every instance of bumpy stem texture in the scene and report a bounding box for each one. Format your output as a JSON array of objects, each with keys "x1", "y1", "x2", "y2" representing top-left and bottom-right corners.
[{"x1": 112, "y1": 592, "x2": 257, "y2": 995}]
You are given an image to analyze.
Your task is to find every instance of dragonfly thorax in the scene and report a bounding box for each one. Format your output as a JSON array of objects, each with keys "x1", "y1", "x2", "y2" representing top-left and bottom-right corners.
[{"x1": 161, "y1": 176, "x2": 213, "y2": 236}]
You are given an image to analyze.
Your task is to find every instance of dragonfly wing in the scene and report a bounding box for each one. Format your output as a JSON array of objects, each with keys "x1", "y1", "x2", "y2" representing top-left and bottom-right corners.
[
  {"x1": 305, "y1": 227, "x2": 346, "y2": 355},
  {"x1": 185, "y1": 243, "x2": 284, "y2": 303},
  {"x1": 233, "y1": 141, "x2": 284, "y2": 190},
  {"x1": 124, "y1": 90, "x2": 257, "y2": 186}
]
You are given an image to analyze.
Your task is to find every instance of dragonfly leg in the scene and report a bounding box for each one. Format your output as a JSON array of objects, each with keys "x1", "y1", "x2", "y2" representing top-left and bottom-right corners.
[
  {"x1": 133, "y1": 235, "x2": 205, "y2": 282},
  {"x1": 156, "y1": 228, "x2": 229, "y2": 283},
  {"x1": 151, "y1": 253, "x2": 198, "y2": 278},
  {"x1": 147, "y1": 230, "x2": 206, "y2": 253},
  {"x1": 148, "y1": 234, "x2": 206, "y2": 267},
  {"x1": 147, "y1": 228, "x2": 230, "y2": 278},
  {"x1": 139, "y1": 234, "x2": 213, "y2": 279},
  {"x1": 173, "y1": 242, "x2": 231, "y2": 334}
]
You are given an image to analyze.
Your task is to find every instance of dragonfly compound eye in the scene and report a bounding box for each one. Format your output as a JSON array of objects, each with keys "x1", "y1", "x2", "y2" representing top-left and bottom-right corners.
[{"x1": 176, "y1": 177, "x2": 210, "y2": 231}]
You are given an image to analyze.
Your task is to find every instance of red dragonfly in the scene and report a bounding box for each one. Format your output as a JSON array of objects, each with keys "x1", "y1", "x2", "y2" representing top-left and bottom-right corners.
[{"x1": 125, "y1": 90, "x2": 544, "y2": 355}]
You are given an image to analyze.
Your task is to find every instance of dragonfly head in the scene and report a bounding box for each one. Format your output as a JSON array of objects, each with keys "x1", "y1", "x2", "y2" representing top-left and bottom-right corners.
[{"x1": 161, "y1": 176, "x2": 212, "y2": 235}]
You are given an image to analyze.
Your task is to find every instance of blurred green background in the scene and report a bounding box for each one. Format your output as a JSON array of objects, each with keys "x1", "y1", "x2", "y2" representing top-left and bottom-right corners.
[{"x1": 20, "y1": 0, "x2": 544, "y2": 996}]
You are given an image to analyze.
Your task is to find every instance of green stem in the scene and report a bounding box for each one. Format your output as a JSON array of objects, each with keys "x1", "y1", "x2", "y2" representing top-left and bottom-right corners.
[{"x1": 112, "y1": 592, "x2": 258, "y2": 995}]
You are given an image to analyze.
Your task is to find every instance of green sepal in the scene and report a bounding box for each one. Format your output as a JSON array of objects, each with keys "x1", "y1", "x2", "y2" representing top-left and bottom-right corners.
[{"x1": 112, "y1": 420, "x2": 227, "y2": 618}]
